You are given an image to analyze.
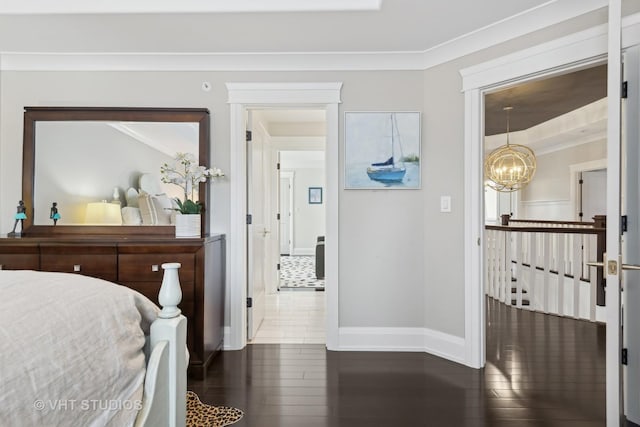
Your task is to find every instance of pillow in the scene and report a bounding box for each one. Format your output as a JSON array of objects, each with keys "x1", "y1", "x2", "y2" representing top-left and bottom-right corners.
[
  {"x1": 138, "y1": 192, "x2": 173, "y2": 225},
  {"x1": 125, "y1": 188, "x2": 139, "y2": 208},
  {"x1": 121, "y1": 207, "x2": 142, "y2": 225},
  {"x1": 139, "y1": 173, "x2": 163, "y2": 196}
]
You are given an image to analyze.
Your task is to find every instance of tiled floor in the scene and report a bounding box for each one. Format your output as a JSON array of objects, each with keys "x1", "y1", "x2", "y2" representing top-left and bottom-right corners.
[{"x1": 249, "y1": 290, "x2": 326, "y2": 344}]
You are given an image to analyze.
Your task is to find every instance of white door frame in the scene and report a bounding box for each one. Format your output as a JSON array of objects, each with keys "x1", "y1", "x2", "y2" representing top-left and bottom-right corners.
[
  {"x1": 462, "y1": 7, "x2": 636, "y2": 424},
  {"x1": 225, "y1": 82, "x2": 342, "y2": 351}
]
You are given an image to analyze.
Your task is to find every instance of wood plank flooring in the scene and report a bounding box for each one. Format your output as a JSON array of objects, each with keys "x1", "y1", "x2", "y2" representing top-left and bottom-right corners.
[{"x1": 188, "y1": 298, "x2": 606, "y2": 426}]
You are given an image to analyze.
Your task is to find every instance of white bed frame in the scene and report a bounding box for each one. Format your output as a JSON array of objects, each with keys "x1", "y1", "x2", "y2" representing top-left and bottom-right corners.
[{"x1": 134, "y1": 262, "x2": 188, "y2": 427}]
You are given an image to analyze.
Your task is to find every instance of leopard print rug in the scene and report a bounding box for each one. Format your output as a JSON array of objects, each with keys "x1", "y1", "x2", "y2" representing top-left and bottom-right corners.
[{"x1": 186, "y1": 391, "x2": 244, "y2": 427}]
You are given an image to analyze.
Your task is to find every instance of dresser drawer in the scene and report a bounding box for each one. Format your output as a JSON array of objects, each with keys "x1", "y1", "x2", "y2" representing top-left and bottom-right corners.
[
  {"x1": 118, "y1": 253, "x2": 195, "y2": 282},
  {"x1": 0, "y1": 254, "x2": 39, "y2": 270},
  {"x1": 40, "y1": 245, "x2": 117, "y2": 281},
  {"x1": 0, "y1": 244, "x2": 39, "y2": 270}
]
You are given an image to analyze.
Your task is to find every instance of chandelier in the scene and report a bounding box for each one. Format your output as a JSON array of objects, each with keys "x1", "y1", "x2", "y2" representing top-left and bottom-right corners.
[{"x1": 484, "y1": 106, "x2": 536, "y2": 192}]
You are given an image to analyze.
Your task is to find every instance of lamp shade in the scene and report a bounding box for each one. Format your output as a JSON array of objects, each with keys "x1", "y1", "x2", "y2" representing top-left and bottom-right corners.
[{"x1": 84, "y1": 201, "x2": 122, "y2": 225}]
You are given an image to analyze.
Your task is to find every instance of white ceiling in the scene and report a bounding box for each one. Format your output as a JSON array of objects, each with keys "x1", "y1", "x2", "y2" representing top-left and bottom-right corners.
[{"x1": 0, "y1": 0, "x2": 614, "y2": 55}]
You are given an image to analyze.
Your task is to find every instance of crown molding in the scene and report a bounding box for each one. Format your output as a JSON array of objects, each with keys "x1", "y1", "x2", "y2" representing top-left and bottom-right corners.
[
  {"x1": 0, "y1": 0, "x2": 382, "y2": 14},
  {"x1": 0, "y1": 51, "x2": 426, "y2": 71},
  {"x1": 0, "y1": 1, "x2": 616, "y2": 72},
  {"x1": 423, "y1": 0, "x2": 606, "y2": 70}
]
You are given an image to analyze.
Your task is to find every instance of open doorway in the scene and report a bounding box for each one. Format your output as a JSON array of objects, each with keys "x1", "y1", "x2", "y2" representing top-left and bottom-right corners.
[
  {"x1": 481, "y1": 63, "x2": 610, "y2": 418},
  {"x1": 246, "y1": 108, "x2": 327, "y2": 345}
]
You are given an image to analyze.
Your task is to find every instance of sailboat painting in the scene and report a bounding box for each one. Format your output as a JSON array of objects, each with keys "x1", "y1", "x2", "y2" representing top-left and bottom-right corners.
[{"x1": 345, "y1": 111, "x2": 421, "y2": 189}]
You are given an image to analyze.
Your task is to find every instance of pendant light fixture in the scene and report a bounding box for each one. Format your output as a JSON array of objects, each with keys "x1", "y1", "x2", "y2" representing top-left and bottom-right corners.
[{"x1": 485, "y1": 106, "x2": 536, "y2": 192}]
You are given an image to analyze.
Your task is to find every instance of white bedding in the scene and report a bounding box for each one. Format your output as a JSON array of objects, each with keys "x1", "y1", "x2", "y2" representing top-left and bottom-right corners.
[{"x1": 0, "y1": 270, "x2": 160, "y2": 427}]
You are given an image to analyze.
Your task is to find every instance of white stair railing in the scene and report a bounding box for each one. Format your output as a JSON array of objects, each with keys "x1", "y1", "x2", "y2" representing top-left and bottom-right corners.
[{"x1": 485, "y1": 219, "x2": 605, "y2": 322}]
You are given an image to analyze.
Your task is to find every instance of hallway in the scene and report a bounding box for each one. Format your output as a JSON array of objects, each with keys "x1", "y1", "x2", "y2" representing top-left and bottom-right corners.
[
  {"x1": 249, "y1": 290, "x2": 325, "y2": 344},
  {"x1": 189, "y1": 298, "x2": 605, "y2": 426}
]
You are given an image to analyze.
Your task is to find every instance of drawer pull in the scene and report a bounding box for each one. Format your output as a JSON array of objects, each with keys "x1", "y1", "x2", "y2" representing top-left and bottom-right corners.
[
  {"x1": 73, "y1": 264, "x2": 81, "y2": 272},
  {"x1": 151, "y1": 264, "x2": 159, "y2": 272}
]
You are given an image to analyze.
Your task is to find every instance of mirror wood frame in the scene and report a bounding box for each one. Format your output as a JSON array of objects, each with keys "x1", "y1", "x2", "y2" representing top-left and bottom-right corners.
[{"x1": 21, "y1": 106, "x2": 210, "y2": 237}]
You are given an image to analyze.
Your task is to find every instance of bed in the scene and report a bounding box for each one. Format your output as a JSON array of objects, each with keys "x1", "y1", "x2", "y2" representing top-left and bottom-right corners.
[{"x1": 0, "y1": 263, "x2": 187, "y2": 427}]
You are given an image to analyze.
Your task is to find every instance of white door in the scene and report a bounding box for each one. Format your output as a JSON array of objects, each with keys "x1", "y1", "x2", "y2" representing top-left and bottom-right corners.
[
  {"x1": 247, "y1": 120, "x2": 267, "y2": 341},
  {"x1": 582, "y1": 169, "x2": 607, "y2": 221},
  {"x1": 603, "y1": 5, "x2": 624, "y2": 424},
  {"x1": 279, "y1": 173, "x2": 293, "y2": 255},
  {"x1": 622, "y1": 45, "x2": 640, "y2": 425}
]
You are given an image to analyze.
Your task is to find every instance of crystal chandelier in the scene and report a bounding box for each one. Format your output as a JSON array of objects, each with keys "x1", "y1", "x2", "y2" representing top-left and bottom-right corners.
[{"x1": 484, "y1": 106, "x2": 536, "y2": 192}]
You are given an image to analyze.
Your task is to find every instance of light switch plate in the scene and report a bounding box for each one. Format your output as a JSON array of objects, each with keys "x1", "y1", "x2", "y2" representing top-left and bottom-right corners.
[{"x1": 440, "y1": 196, "x2": 451, "y2": 213}]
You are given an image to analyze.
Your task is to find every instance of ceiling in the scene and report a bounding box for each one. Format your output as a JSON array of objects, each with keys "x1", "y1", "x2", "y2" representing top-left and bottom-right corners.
[
  {"x1": 484, "y1": 64, "x2": 607, "y2": 136},
  {"x1": 0, "y1": 1, "x2": 627, "y2": 151},
  {"x1": 0, "y1": 0, "x2": 611, "y2": 54}
]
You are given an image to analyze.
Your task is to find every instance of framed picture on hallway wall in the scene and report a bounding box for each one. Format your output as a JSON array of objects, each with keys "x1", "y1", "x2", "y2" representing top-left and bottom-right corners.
[
  {"x1": 344, "y1": 111, "x2": 421, "y2": 189},
  {"x1": 308, "y1": 187, "x2": 323, "y2": 204}
]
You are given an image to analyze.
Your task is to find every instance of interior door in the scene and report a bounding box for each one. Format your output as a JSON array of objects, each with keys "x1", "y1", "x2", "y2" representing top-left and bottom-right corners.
[
  {"x1": 623, "y1": 45, "x2": 640, "y2": 425},
  {"x1": 582, "y1": 169, "x2": 607, "y2": 221},
  {"x1": 247, "y1": 118, "x2": 266, "y2": 341},
  {"x1": 279, "y1": 173, "x2": 292, "y2": 255},
  {"x1": 604, "y1": 4, "x2": 624, "y2": 424}
]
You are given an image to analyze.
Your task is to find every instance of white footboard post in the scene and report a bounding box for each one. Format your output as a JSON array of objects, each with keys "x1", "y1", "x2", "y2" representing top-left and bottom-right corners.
[
  {"x1": 135, "y1": 262, "x2": 187, "y2": 427},
  {"x1": 156, "y1": 262, "x2": 187, "y2": 427}
]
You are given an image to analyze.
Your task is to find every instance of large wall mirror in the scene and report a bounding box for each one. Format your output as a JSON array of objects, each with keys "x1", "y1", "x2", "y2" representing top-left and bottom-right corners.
[{"x1": 22, "y1": 107, "x2": 210, "y2": 236}]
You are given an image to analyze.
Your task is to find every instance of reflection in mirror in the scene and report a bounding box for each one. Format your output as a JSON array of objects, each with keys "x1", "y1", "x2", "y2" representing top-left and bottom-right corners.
[
  {"x1": 21, "y1": 107, "x2": 210, "y2": 237},
  {"x1": 33, "y1": 121, "x2": 199, "y2": 225}
]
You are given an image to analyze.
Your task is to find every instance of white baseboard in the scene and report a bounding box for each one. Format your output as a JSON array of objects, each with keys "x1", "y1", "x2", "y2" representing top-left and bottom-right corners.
[
  {"x1": 292, "y1": 247, "x2": 315, "y2": 256},
  {"x1": 222, "y1": 326, "x2": 239, "y2": 350},
  {"x1": 337, "y1": 327, "x2": 466, "y2": 366}
]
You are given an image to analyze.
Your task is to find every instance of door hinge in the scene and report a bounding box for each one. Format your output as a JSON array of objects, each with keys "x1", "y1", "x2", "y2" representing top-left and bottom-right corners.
[
  {"x1": 277, "y1": 162, "x2": 281, "y2": 170},
  {"x1": 277, "y1": 213, "x2": 281, "y2": 220},
  {"x1": 246, "y1": 130, "x2": 252, "y2": 142},
  {"x1": 621, "y1": 215, "x2": 628, "y2": 234},
  {"x1": 277, "y1": 263, "x2": 281, "y2": 270},
  {"x1": 247, "y1": 297, "x2": 253, "y2": 308},
  {"x1": 622, "y1": 348, "x2": 628, "y2": 365},
  {"x1": 246, "y1": 214, "x2": 252, "y2": 225},
  {"x1": 622, "y1": 81, "x2": 628, "y2": 99},
  {"x1": 579, "y1": 178, "x2": 584, "y2": 184}
]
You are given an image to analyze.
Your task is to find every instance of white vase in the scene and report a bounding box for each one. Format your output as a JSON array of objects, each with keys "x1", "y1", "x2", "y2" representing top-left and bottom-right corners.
[{"x1": 175, "y1": 214, "x2": 201, "y2": 238}]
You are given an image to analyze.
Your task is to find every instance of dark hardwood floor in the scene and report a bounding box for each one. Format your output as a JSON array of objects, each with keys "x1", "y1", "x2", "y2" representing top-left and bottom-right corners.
[{"x1": 188, "y1": 298, "x2": 606, "y2": 426}]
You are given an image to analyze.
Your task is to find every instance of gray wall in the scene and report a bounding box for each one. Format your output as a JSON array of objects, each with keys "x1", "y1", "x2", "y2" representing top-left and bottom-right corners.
[
  {"x1": 523, "y1": 139, "x2": 607, "y2": 202},
  {"x1": 0, "y1": 9, "x2": 608, "y2": 342}
]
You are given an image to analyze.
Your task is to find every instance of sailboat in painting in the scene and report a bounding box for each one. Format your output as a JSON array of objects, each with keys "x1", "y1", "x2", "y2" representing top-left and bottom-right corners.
[{"x1": 366, "y1": 113, "x2": 406, "y2": 183}]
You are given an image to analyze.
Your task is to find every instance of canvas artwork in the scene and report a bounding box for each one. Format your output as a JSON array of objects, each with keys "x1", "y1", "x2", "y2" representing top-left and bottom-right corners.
[{"x1": 345, "y1": 111, "x2": 421, "y2": 189}]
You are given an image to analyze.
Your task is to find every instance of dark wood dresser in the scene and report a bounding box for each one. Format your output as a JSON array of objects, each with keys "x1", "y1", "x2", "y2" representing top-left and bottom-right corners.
[{"x1": 0, "y1": 234, "x2": 225, "y2": 379}]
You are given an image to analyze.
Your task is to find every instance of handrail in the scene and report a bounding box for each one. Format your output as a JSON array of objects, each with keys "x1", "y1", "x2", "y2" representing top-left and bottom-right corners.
[
  {"x1": 486, "y1": 225, "x2": 605, "y2": 234},
  {"x1": 508, "y1": 219, "x2": 597, "y2": 226}
]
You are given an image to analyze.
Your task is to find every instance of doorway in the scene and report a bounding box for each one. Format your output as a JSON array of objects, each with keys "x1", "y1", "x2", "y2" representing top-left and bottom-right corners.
[
  {"x1": 227, "y1": 82, "x2": 341, "y2": 351},
  {"x1": 464, "y1": 11, "x2": 640, "y2": 422},
  {"x1": 240, "y1": 103, "x2": 331, "y2": 346}
]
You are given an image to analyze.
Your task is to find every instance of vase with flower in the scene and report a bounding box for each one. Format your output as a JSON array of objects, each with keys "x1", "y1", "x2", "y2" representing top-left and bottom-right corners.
[{"x1": 160, "y1": 152, "x2": 224, "y2": 238}]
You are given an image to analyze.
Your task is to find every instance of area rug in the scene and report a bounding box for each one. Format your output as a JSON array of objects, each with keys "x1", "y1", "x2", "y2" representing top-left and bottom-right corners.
[
  {"x1": 279, "y1": 255, "x2": 325, "y2": 289},
  {"x1": 186, "y1": 391, "x2": 244, "y2": 427}
]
